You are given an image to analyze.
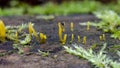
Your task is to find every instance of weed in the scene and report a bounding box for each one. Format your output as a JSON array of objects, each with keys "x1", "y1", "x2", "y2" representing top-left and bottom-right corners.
[
  {"x1": 38, "y1": 50, "x2": 49, "y2": 57},
  {"x1": 64, "y1": 43, "x2": 120, "y2": 68}
]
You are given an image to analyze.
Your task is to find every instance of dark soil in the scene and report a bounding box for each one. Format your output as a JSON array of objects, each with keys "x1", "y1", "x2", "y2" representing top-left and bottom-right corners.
[{"x1": 0, "y1": 14, "x2": 120, "y2": 68}]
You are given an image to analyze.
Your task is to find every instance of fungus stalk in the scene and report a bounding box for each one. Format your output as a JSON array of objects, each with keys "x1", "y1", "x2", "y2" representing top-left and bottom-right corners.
[
  {"x1": 70, "y1": 34, "x2": 74, "y2": 43},
  {"x1": 102, "y1": 34, "x2": 106, "y2": 41},
  {"x1": 78, "y1": 35, "x2": 80, "y2": 43},
  {"x1": 40, "y1": 33, "x2": 47, "y2": 44},
  {"x1": 70, "y1": 22, "x2": 74, "y2": 31},
  {"x1": 87, "y1": 21, "x2": 90, "y2": 31},
  {"x1": 99, "y1": 35, "x2": 103, "y2": 41},
  {"x1": 15, "y1": 31, "x2": 18, "y2": 42},
  {"x1": 82, "y1": 36, "x2": 86, "y2": 44},
  {"x1": 28, "y1": 22, "x2": 38, "y2": 40},
  {"x1": 0, "y1": 20, "x2": 6, "y2": 42},
  {"x1": 62, "y1": 34, "x2": 67, "y2": 45},
  {"x1": 58, "y1": 23, "x2": 63, "y2": 42}
]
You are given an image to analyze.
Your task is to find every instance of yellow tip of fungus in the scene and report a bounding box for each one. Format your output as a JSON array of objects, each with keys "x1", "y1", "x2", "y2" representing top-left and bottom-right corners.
[
  {"x1": 0, "y1": 20, "x2": 6, "y2": 42},
  {"x1": 15, "y1": 31, "x2": 19, "y2": 42},
  {"x1": 71, "y1": 34, "x2": 74, "y2": 42},
  {"x1": 102, "y1": 34, "x2": 106, "y2": 41},
  {"x1": 82, "y1": 36, "x2": 86, "y2": 45},
  {"x1": 40, "y1": 33, "x2": 47, "y2": 44},
  {"x1": 28, "y1": 22, "x2": 33, "y2": 36},
  {"x1": 70, "y1": 22, "x2": 74, "y2": 31},
  {"x1": 78, "y1": 35, "x2": 80, "y2": 43},
  {"x1": 87, "y1": 21, "x2": 90, "y2": 31},
  {"x1": 99, "y1": 35, "x2": 103, "y2": 41},
  {"x1": 99, "y1": 34, "x2": 106, "y2": 41}
]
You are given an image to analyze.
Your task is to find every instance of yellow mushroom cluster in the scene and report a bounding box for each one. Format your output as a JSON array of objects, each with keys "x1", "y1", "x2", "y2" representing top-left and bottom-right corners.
[
  {"x1": 28, "y1": 22, "x2": 47, "y2": 44},
  {"x1": 99, "y1": 34, "x2": 106, "y2": 41},
  {"x1": 58, "y1": 22, "x2": 87, "y2": 45},
  {"x1": 0, "y1": 20, "x2": 47, "y2": 44},
  {"x1": 0, "y1": 19, "x2": 106, "y2": 46}
]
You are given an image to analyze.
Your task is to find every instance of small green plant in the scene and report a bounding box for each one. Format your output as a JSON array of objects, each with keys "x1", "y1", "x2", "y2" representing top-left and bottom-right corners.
[
  {"x1": 117, "y1": 51, "x2": 120, "y2": 57},
  {"x1": 13, "y1": 44, "x2": 30, "y2": 54},
  {"x1": 64, "y1": 43, "x2": 120, "y2": 68},
  {"x1": 20, "y1": 34, "x2": 31, "y2": 45},
  {"x1": 38, "y1": 50, "x2": 49, "y2": 57},
  {"x1": 0, "y1": 22, "x2": 48, "y2": 54},
  {"x1": 94, "y1": 10, "x2": 120, "y2": 40},
  {"x1": 80, "y1": 10, "x2": 120, "y2": 40}
]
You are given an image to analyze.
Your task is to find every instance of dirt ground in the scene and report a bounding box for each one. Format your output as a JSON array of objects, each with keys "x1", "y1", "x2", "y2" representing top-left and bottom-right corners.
[{"x1": 0, "y1": 14, "x2": 120, "y2": 68}]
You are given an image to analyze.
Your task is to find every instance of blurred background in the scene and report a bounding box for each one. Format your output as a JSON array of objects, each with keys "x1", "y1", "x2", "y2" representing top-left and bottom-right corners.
[{"x1": 0, "y1": 0, "x2": 119, "y2": 16}]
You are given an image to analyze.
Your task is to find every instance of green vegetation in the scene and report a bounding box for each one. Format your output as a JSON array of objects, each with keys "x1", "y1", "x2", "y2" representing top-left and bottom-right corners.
[
  {"x1": 64, "y1": 44, "x2": 120, "y2": 68},
  {"x1": 38, "y1": 50, "x2": 49, "y2": 57},
  {"x1": 94, "y1": 10, "x2": 120, "y2": 40},
  {"x1": 80, "y1": 10, "x2": 120, "y2": 40},
  {"x1": 0, "y1": 21, "x2": 48, "y2": 54},
  {"x1": 1, "y1": 0, "x2": 120, "y2": 16}
]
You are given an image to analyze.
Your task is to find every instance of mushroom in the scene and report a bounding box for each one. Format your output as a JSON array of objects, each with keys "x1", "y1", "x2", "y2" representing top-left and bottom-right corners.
[
  {"x1": 28, "y1": 22, "x2": 38, "y2": 40},
  {"x1": 0, "y1": 20, "x2": 6, "y2": 42}
]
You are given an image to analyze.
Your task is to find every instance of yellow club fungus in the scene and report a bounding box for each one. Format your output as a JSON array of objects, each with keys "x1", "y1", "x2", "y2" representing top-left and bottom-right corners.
[
  {"x1": 28, "y1": 22, "x2": 38, "y2": 40},
  {"x1": 71, "y1": 34, "x2": 74, "y2": 42},
  {"x1": 58, "y1": 23, "x2": 67, "y2": 45},
  {"x1": 15, "y1": 31, "x2": 18, "y2": 39},
  {"x1": 99, "y1": 35, "x2": 103, "y2": 41},
  {"x1": 78, "y1": 35, "x2": 80, "y2": 43},
  {"x1": 70, "y1": 22, "x2": 74, "y2": 31},
  {"x1": 99, "y1": 34, "x2": 105, "y2": 41},
  {"x1": 102, "y1": 34, "x2": 106, "y2": 41},
  {"x1": 15, "y1": 31, "x2": 18, "y2": 42},
  {"x1": 40, "y1": 33, "x2": 47, "y2": 44},
  {"x1": 82, "y1": 36, "x2": 86, "y2": 44},
  {"x1": 58, "y1": 22, "x2": 63, "y2": 42},
  {"x1": 0, "y1": 20, "x2": 6, "y2": 42},
  {"x1": 62, "y1": 34, "x2": 67, "y2": 45},
  {"x1": 87, "y1": 21, "x2": 90, "y2": 31}
]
